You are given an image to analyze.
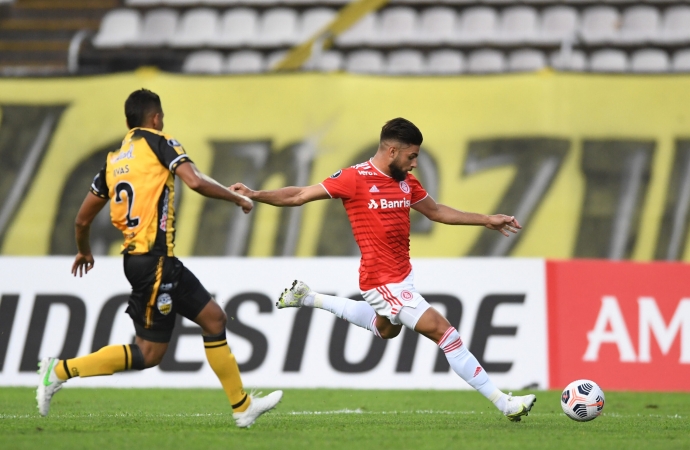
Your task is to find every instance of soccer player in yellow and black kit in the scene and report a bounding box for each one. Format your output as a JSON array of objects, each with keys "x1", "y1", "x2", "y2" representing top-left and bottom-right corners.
[{"x1": 36, "y1": 89, "x2": 282, "y2": 427}]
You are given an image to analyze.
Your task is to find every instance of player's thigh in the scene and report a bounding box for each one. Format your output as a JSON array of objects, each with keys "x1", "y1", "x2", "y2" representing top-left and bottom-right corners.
[{"x1": 192, "y1": 299, "x2": 227, "y2": 335}]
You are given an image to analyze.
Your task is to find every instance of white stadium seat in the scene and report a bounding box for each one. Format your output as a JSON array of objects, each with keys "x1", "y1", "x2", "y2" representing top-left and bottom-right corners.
[
  {"x1": 550, "y1": 50, "x2": 587, "y2": 71},
  {"x1": 589, "y1": 49, "x2": 629, "y2": 72},
  {"x1": 630, "y1": 49, "x2": 669, "y2": 73},
  {"x1": 345, "y1": 50, "x2": 385, "y2": 74},
  {"x1": 215, "y1": 9, "x2": 258, "y2": 48},
  {"x1": 580, "y1": 6, "x2": 620, "y2": 44},
  {"x1": 375, "y1": 7, "x2": 418, "y2": 46},
  {"x1": 298, "y1": 8, "x2": 336, "y2": 42},
  {"x1": 309, "y1": 50, "x2": 343, "y2": 72},
  {"x1": 427, "y1": 50, "x2": 464, "y2": 74},
  {"x1": 386, "y1": 50, "x2": 425, "y2": 74},
  {"x1": 134, "y1": 8, "x2": 178, "y2": 47},
  {"x1": 171, "y1": 8, "x2": 219, "y2": 48},
  {"x1": 417, "y1": 7, "x2": 456, "y2": 45},
  {"x1": 539, "y1": 6, "x2": 579, "y2": 44},
  {"x1": 226, "y1": 51, "x2": 265, "y2": 73},
  {"x1": 336, "y1": 13, "x2": 377, "y2": 46},
  {"x1": 467, "y1": 49, "x2": 505, "y2": 73},
  {"x1": 255, "y1": 8, "x2": 298, "y2": 47},
  {"x1": 672, "y1": 49, "x2": 690, "y2": 72},
  {"x1": 618, "y1": 6, "x2": 659, "y2": 43},
  {"x1": 497, "y1": 7, "x2": 539, "y2": 44},
  {"x1": 658, "y1": 6, "x2": 690, "y2": 43},
  {"x1": 182, "y1": 50, "x2": 224, "y2": 74},
  {"x1": 508, "y1": 49, "x2": 546, "y2": 72},
  {"x1": 93, "y1": 9, "x2": 141, "y2": 48},
  {"x1": 455, "y1": 7, "x2": 498, "y2": 44}
]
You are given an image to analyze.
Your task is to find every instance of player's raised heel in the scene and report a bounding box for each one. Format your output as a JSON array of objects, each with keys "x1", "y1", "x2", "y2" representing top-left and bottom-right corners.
[
  {"x1": 233, "y1": 390, "x2": 283, "y2": 428},
  {"x1": 275, "y1": 280, "x2": 312, "y2": 309},
  {"x1": 503, "y1": 394, "x2": 536, "y2": 422},
  {"x1": 36, "y1": 357, "x2": 65, "y2": 417}
]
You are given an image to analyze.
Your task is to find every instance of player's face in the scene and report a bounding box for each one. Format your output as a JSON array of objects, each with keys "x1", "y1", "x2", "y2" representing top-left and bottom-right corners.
[{"x1": 389, "y1": 145, "x2": 419, "y2": 181}]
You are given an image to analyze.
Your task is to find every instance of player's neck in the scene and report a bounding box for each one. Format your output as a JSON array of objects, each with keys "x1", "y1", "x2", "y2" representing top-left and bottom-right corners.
[{"x1": 370, "y1": 155, "x2": 392, "y2": 178}]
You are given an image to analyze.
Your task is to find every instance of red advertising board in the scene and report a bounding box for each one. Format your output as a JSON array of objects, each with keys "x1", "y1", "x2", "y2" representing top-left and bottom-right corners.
[{"x1": 547, "y1": 260, "x2": 690, "y2": 392}]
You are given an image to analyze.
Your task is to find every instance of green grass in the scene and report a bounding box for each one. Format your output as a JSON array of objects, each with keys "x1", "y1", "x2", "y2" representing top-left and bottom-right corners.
[{"x1": 1, "y1": 388, "x2": 688, "y2": 450}]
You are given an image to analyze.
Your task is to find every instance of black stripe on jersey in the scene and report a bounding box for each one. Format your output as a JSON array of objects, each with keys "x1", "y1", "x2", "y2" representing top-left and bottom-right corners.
[
  {"x1": 152, "y1": 185, "x2": 171, "y2": 256},
  {"x1": 133, "y1": 129, "x2": 192, "y2": 173}
]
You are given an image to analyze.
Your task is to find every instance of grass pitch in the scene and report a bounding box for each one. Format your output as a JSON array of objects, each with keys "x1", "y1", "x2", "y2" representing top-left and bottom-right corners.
[{"x1": 1, "y1": 388, "x2": 688, "y2": 450}]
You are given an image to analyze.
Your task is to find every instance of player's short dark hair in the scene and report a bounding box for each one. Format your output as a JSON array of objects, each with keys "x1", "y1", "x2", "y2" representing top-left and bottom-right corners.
[
  {"x1": 380, "y1": 118, "x2": 423, "y2": 146},
  {"x1": 125, "y1": 89, "x2": 162, "y2": 129}
]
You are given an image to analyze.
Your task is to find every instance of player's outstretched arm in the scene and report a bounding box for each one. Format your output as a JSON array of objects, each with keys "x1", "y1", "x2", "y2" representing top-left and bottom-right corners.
[
  {"x1": 176, "y1": 162, "x2": 253, "y2": 213},
  {"x1": 230, "y1": 183, "x2": 330, "y2": 207},
  {"x1": 412, "y1": 196, "x2": 521, "y2": 237},
  {"x1": 72, "y1": 192, "x2": 108, "y2": 277}
]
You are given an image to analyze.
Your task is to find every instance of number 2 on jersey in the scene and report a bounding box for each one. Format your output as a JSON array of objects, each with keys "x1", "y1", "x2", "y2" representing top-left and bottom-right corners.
[{"x1": 114, "y1": 181, "x2": 140, "y2": 228}]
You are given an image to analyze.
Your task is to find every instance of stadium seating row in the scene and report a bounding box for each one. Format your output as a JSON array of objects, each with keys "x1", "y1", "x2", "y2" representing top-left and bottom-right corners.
[
  {"x1": 181, "y1": 47, "x2": 690, "y2": 73},
  {"x1": 94, "y1": 5, "x2": 690, "y2": 49},
  {"x1": 124, "y1": 0, "x2": 690, "y2": 5}
]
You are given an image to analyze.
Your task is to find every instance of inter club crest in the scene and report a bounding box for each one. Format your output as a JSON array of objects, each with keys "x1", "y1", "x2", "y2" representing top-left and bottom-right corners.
[{"x1": 399, "y1": 181, "x2": 410, "y2": 193}]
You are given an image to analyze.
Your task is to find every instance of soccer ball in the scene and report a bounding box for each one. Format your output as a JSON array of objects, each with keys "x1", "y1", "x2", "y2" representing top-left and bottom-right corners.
[{"x1": 560, "y1": 379, "x2": 605, "y2": 422}]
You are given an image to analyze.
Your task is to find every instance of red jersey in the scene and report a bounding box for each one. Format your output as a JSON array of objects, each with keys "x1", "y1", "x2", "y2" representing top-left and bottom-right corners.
[{"x1": 320, "y1": 160, "x2": 428, "y2": 290}]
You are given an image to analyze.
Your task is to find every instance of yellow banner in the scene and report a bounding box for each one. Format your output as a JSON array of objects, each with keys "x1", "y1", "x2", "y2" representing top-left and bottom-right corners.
[{"x1": 1, "y1": 70, "x2": 690, "y2": 260}]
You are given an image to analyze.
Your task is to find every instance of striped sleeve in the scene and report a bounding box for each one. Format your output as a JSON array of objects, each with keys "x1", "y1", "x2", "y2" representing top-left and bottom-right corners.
[{"x1": 89, "y1": 164, "x2": 108, "y2": 198}]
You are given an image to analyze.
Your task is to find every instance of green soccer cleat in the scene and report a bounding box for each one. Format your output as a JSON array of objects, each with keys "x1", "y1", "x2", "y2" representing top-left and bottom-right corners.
[
  {"x1": 276, "y1": 280, "x2": 312, "y2": 309},
  {"x1": 503, "y1": 393, "x2": 536, "y2": 422},
  {"x1": 36, "y1": 357, "x2": 65, "y2": 417}
]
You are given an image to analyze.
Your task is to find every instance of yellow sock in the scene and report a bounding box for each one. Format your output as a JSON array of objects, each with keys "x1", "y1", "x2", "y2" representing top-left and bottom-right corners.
[
  {"x1": 54, "y1": 344, "x2": 145, "y2": 380},
  {"x1": 204, "y1": 333, "x2": 250, "y2": 413}
]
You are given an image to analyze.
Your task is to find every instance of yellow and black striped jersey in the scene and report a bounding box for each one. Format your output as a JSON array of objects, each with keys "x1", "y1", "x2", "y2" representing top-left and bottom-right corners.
[{"x1": 90, "y1": 127, "x2": 191, "y2": 256}]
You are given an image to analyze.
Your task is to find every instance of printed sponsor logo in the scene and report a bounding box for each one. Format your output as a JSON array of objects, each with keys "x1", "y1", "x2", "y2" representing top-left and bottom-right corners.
[
  {"x1": 368, "y1": 199, "x2": 378, "y2": 209},
  {"x1": 167, "y1": 139, "x2": 182, "y2": 148},
  {"x1": 358, "y1": 171, "x2": 376, "y2": 176},
  {"x1": 330, "y1": 170, "x2": 342, "y2": 179},
  {"x1": 399, "y1": 181, "x2": 410, "y2": 194},
  {"x1": 157, "y1": 293, "x2": 172, "y2": 315},
  {"x1": 110, "y1": 144, "x2": 134, "y2": 163},
  {"x1": 369, "y1": 185, "x2": 379, "y2": 193},
  {"x1": 547, "y1": 260, "x2": 690, "y2": 391},
  {"x1": 160, "y1": 283, "x2": 174, "y2": 292},
  {"x1": 380, "y1": 198, "x2": 410, "y2": 209}
]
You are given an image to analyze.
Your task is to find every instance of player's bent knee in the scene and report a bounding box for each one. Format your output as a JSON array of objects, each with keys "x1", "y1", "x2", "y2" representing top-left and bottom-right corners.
[{"x1": 379, "y1": 325, "x2": 402, "y2": 339}]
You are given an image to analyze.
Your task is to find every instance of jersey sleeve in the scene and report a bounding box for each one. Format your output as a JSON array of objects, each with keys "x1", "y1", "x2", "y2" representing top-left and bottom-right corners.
[
  {"x1": 89, "y1": 164, "x2": 109, "y2": 199},
  {"x1": 320, "y1": 168, "x2": 357, "y2": 200},
  {"x1": 137, "y1": 130, "x2": 192, "y2": 174},
  {"x1": 407, "y1": 173, "x2": 428, "y2": 205}
]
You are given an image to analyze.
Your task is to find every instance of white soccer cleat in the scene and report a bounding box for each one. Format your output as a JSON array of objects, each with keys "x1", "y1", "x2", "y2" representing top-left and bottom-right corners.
[
  {"x1": 233, "y1": 390, "x2": 283, "y2": 428},
  {"x1": 36, "y1": 357, "x2": 65, "y2": 417},
  {"x1": 276, "y1": 280, "x2": 312, "y2": 309},
  {"x1": 503, "y1": 393, "x2": 536, "y2": 422}
]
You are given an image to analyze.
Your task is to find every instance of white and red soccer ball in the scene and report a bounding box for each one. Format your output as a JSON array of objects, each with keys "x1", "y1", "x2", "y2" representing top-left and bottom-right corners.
[{"x1": 561, "y1": 379, "x2": 605, "y2": 422}]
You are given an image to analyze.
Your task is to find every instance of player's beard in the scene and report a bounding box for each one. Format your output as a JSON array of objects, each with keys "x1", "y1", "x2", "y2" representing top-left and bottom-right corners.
[{"x1": 389, "y1": 161, "x2": 407, "y2": 182}]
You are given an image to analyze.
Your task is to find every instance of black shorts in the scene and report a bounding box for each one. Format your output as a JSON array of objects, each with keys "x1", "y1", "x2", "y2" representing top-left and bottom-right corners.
[{"x1": 123, "y1": 254, "x2": 212, "y2": 343}]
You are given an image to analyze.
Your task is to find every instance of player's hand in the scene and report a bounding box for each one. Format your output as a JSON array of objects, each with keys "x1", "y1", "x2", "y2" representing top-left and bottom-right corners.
[
  {"x1": 72, "y1": 253, "x2": 94, "y2": 277},
  {"x1": 230, "y1": 183, "x2": 253, "y2": 198},
  {"x1": 237, "y1": 195, "x2": 253, "y2": 214},
  {"x1": 485, "y1": 214, "x2": 521, "y2": 237}
]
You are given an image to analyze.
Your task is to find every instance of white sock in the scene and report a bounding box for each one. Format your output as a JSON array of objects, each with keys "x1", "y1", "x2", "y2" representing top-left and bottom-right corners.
[
  {"x1": 437, "y1": 327, "x2": 507, "y2": 412},
  {"x1": 306, "y1": 292, "x2": 380, "y2": 337}
]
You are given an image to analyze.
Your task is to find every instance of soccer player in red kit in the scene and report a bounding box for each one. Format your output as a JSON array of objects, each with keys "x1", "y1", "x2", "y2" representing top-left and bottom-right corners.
[{"x1": 231, "y1": 118, "x2": 536, "y2": 421}]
